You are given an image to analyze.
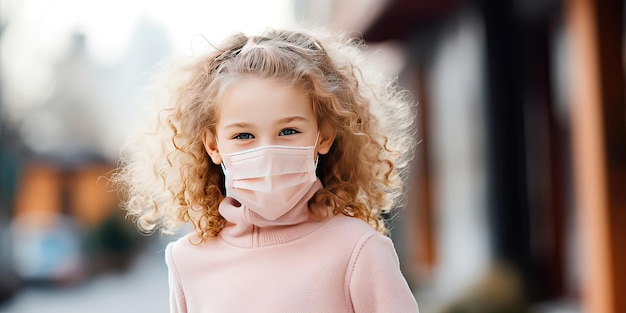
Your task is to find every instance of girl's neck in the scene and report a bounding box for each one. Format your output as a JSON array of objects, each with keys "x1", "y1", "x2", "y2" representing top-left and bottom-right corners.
[{"x1": 216, "y1": 180, "x2": 325, "y2": 247}]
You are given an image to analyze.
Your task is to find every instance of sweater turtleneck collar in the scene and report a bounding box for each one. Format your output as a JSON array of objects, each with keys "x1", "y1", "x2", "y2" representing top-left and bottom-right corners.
[{"x1": 217, "y1": 180, "x2": 326, "y2": 248}]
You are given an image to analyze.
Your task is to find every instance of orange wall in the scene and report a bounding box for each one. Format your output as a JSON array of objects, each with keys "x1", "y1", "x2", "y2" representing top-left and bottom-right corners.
[{"x1": 13, "y1": 163, "x2": 119, "y2": 227}]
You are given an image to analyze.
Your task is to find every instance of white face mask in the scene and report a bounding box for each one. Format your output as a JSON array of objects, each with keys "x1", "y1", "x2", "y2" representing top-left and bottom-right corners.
[{"x1": 219, "y1": 133, "x2": 319, "y2": 220}]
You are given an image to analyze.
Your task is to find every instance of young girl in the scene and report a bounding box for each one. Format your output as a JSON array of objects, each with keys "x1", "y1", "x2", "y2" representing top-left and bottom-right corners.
[{"x1": 114, "y1": 28, "x2": 419, "y2": 312}]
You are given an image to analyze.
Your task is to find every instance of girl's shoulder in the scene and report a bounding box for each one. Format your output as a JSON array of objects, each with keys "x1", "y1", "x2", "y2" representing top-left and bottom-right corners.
[
  {"x1": 164, "y1": 234, "x2": 191, "y2": 263},
  {"x1": 317, "y1": 215, "x2": 400, "y2": 273},
  {"x1": 325, "y1": 214, "x2": 381, "y2": 234},
  {"x1": 164, "y1": 232, "x2": 224, "y2": 273},
  {"x1": 165, "y1": 232, "x2": 215, "y2": 258},
  {"x1": 316, "y1": 214, "x2": 388, "y2": 248}
]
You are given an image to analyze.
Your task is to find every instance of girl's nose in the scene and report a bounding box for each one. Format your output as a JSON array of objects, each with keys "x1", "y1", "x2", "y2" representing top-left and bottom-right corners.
[{"x1": 258, "y1": 137, "x2": 275, "y2": 147}]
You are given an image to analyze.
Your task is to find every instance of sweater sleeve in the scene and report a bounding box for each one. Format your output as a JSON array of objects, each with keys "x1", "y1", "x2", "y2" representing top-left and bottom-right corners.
[
  {"x1": 348, "y1": 233, "x2": 419, "y2": 313},
  {"x1": 165, "y1": 242, "x2": 187, "y2": 313}
]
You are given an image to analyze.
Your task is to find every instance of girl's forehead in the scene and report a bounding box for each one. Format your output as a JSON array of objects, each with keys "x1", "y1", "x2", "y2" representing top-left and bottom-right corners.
[{"x1": 214, "y1": 76, "x2": 316, "y2": 126}]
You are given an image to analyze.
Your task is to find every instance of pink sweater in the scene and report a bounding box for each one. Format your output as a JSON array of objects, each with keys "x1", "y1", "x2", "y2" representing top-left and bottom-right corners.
[{"x1": 165, "y1": 181, "x2": 419, "y2": 312}]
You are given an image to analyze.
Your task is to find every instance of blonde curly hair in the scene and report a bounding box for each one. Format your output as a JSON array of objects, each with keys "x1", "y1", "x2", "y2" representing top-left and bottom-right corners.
[{"x1": 112, "y1": 28, "x2": 415, "y2": 241}]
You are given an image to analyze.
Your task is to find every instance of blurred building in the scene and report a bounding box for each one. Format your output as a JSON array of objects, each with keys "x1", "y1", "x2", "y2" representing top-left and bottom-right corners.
[
  {"x1": 0, "y1": 7, "x2": 170, "y2": 304},
  {"x1": 312, "y1": 0, "x2": 625, "y2": 312}
]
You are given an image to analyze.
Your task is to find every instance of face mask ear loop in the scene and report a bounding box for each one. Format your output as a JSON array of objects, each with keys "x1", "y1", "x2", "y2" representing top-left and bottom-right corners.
[
  {"x1": 313, "y1": 131, "x2": 320, "y2": 168},
  {"x1": 215, "y1": 138, "x2": 228, "y2": 173}
]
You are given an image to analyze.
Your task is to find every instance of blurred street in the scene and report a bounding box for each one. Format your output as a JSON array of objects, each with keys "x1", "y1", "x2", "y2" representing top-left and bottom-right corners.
[{"x1": 0, "y1": 240, "x2": 169, "y2": 313}]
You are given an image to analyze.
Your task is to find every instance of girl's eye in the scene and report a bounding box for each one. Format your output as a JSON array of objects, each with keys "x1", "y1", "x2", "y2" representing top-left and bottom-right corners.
[
  {"x1": 233, "y1": 133, "x2": 254, "y2": 140},
  {"x1": 279, "y1": 128, "x2": 300, "y2": 136}
]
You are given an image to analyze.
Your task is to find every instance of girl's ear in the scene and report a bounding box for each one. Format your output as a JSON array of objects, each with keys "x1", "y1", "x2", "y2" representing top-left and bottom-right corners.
[
  {"x1": 316, "y1": 121, "x2": 336, "y2": 155},
  {"x1": 203, "y1": 130, "x2": 223, "y2": 165}
]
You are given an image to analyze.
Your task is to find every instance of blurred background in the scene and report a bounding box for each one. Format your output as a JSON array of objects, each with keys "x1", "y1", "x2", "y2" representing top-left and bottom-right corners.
[{"x1": 0, "y1": 0, "x2": 624, "y2": 312}]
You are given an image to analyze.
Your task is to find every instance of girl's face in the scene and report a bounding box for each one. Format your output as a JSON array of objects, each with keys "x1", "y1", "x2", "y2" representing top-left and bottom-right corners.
[{"x1": 203, "y1": 76, "x2": 335, "y2": 165}]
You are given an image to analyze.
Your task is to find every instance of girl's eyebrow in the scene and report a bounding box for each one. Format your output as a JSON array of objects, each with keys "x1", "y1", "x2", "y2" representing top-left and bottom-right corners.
[
  {"x1": 223, "y1": 116, "x2": 308, "y2": 130},
  {"x1": 277, "y1": 116, "x2": 308, "y2": 123},
  {"x1": 223, "y1": 122, "x2": 252, "y2": 129}
]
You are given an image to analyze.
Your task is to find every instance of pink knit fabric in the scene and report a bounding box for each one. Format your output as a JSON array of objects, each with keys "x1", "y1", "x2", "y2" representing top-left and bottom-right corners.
[{"x1": 165, "y1": 180, "x2": 419, "y2": 312}]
